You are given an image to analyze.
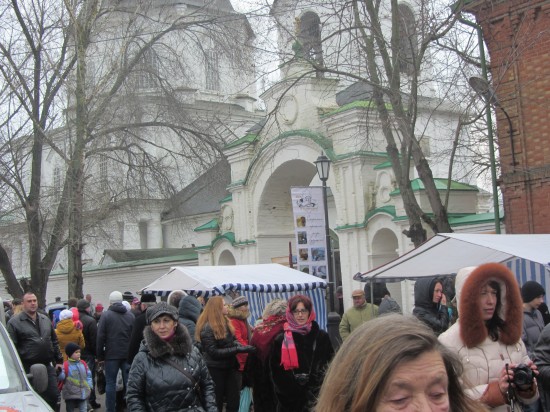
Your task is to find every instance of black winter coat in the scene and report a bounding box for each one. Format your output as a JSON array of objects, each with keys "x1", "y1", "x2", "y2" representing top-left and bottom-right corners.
[
  {"x1": 7, "y1": 311, "x2": 63, "y2": 368},
  {"x1": 126, "y1": 324, "x2": 217, "y2": 412},
  {"x1": 412, "y1": 277, "x2": 449, "y2": 335},
  {"x1": 127, "y1": 311, "x2": 147, "y2": 364},
  {"x1": 179, "y1": 296, "x2": 201, "y2": 342},
  {"x1": 199, "y1": 323, "x2": 239, "y2": 369},
  {"x1": 78, "y1": 309, "x2": 97, "y2": 358},
  {"x1": 534, "y1": 324, "x2": 550, "y2": 412},
  {"x1": 97, "y1": 302, "x2": 134, "y2": 361},
  {"x1": 269, "y1": 321, "x2": 334, "y2": 412}
]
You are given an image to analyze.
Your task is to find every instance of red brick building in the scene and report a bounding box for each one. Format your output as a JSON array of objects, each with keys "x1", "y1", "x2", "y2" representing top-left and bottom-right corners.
[{"x1": 464, "y1": 0, "x2": 550, "y2": 233}]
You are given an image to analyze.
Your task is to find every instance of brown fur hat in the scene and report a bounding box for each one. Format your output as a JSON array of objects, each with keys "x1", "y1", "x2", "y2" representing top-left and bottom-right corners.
[{"x1": 458, "y1": 263, "x2": 523, "y2": 348}]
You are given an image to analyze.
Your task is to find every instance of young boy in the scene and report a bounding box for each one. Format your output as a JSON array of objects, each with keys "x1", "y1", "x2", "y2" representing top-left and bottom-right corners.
[{"x1": 58, "y1": 342, "x2": 92, "y2": 412}]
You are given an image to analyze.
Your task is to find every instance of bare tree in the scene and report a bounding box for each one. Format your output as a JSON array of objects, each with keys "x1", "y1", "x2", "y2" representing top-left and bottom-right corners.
[
  {"x1": 0, "y1": 0, "x2": 257, "y2": 304},
  {"x1": 264, "y1": 0, "x2": 487, "y2": 246}
]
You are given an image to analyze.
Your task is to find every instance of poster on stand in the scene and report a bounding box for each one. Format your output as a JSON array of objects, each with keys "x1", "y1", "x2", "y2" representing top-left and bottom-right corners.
[{"x1": 290, "y1": 186, "x2": 328, "y2": 279}]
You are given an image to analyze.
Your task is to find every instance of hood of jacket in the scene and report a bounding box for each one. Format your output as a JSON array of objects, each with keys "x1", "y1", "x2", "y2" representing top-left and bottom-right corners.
[
  {"x1": 178, "y1": 295, "x2": 201, "y2": 323},
  {"x1": 140, "y1": 323, "x2": 193, "y2": 359},
  {"x1": 414, "y1": 277, "x2": 440, "y2": 309},
  {"x1": 56, "y1": 318, "x2": 76, "y2": 334},
  {"x1": 456, "y1": 263, "x2": 523, "y2": 348},
  {"x1": 108, "y1": 302, "x2": 127, "y2": 314}
]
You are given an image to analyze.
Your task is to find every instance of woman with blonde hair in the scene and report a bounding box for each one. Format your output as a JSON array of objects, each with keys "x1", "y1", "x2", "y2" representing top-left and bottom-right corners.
[
  {"x1": 196, "y1": 296, "x2": 255, "y2": 412},
  {"x1": 316, "y1": 314, "x2": 488, "y2": 412}
]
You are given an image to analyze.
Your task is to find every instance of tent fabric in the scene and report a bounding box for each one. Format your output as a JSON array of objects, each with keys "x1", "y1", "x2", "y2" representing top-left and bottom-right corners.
[
  {"x1": 358, "y1": 234, "x2": 550, "y2": 285},
  {"x1": 141, "y1": 264, "x2": 328, "y2": 328}
]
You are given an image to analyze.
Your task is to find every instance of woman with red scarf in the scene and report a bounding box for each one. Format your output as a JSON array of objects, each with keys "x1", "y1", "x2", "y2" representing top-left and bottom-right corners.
[{"x1": 269, "y1": 295, "x2": 334, "y2": 412}]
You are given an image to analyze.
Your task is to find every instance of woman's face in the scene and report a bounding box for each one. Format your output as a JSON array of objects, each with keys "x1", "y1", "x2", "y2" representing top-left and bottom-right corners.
[
  {"x1": 377, "y1": 351, "x2": 450, "y2": 412},
  {"x1": 479, "y1": 282, "x2": 498, "y2": 321},
  {"x1": 222, "y1": 302, "x2": 229, "y2": 315},
  {"x1": 432, "y1": 282, "x2": 444, "y2": 304},
  {"x1": 151, "y1": 314, "x2": 177, "y2": 339},
  {"x1": 292, "y1": 302, "x2": 309, "y2": 326}
]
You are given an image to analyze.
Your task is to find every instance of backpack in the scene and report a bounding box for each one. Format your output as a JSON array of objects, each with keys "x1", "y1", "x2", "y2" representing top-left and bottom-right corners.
[{"x1": 57, "y1": 360, "x2": 88, "y2": 391}]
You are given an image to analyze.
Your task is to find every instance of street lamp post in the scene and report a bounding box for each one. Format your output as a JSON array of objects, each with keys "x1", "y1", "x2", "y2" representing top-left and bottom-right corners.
[{"x1": 314, "y1": 153, "x2": 341, "y2": 348}]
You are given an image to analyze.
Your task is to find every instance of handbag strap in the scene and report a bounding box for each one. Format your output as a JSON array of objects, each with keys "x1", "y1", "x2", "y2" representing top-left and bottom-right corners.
[{"x1": 163, "y1": 357, "x2": 199, "y2": 392}]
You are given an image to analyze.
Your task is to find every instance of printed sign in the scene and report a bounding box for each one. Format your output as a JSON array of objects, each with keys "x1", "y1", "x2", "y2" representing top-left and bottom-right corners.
[{"x1": 290, "y1": 187, "x2": 328, "y2": 279}]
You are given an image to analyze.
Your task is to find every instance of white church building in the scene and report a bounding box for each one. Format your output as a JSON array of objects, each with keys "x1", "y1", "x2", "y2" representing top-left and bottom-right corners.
[{"x1": 0, "y1": 0, "x2": 497, "y2": 310}]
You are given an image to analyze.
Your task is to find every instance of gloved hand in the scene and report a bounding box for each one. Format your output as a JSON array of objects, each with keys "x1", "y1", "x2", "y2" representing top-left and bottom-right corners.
[{"x1": 236, "y1": 345, "x2": 257, "y2": 354}]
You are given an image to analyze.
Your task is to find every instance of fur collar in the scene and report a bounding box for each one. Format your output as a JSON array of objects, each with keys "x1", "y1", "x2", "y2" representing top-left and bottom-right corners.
[
  {"x1": 143, "y1": 324, "x2": 193, "y2": 358},
  {"x1": 458, "y1": 263, "x2": 523, "y2": 347}
]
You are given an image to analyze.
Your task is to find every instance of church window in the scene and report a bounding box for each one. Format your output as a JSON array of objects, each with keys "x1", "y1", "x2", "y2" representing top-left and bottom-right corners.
[
  {"x1": 99, "y1": 155, "x2": 108, "y2": 192},
  {"x1": 132, "y1": 48, "x2": 159, "y2": 89},
  {"x1": 205, "y1": 49, "x2": 220, "y2": 91},
  {"x1": 298, "y1": 12, "x2": 323, "y2": 67},
  {"x1": 397, "y1": 3, "x2": 417, "y2": 75}
]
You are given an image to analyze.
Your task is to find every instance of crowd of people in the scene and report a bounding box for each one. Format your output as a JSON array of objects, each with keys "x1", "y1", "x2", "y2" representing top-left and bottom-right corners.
[{"x1": 4, "y1": 261, "x2": 550, "y2": 411}]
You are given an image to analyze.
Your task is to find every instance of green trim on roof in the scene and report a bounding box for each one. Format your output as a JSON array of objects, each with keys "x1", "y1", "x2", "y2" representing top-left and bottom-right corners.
[
  {"x1": 224, "y1": 133, "x2": 259, "y2": 150},
  {"x1": 49, "y1": 252, "x2": 199, "y2": 276},
  {"x1": 390, "y1": 178, "x2": 479, "y2": 196},
  {"x1": 374, "y1": 160, "x2": 393, "y2": 170},
  {"x1": 195, "y1": 232, "x2": 256, "y2": 251},
  {"x1": 321, "y1": 100, "x2": 394, "y2": 118},
  {"x1": 449, "y1": 212, "x2": 502, "y2": 227},
  {"x1": 336, "y1": 205, "x2": 398, "y2": 230},
  {"x1": 219, "y1": 194, "x2": 232, "y2": 204},
  {"x1": 194, "y1": 219, "x2": 219, "y2": 232}
]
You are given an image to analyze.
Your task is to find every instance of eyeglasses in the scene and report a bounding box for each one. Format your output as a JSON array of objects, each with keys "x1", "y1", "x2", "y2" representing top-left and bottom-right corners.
[{"x1": 292, "y1": 309, "x2": 309, "y2": 315}]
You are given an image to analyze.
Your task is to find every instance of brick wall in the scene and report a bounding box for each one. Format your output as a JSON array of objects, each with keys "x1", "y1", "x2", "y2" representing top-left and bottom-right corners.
[{"x1": 466, "y1": 0, "x2": 550, "y2": 233}]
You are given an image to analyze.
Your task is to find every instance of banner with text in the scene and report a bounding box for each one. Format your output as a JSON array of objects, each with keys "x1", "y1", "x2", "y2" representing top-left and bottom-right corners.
[{"x1": 290, "y1": 186, "x2": 328, "y2": 279}]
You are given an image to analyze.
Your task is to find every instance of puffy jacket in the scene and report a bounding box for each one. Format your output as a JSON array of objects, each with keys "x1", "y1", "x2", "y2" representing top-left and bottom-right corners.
[
  {"x1": 412, "y1": 277, "x2": 449, "y2": 335},
  {"x1": 522, "y1": 308, "x2": 544, "y2": 357},
  {"x1": 97, "y1": 302, "x2": 134, "y2": 361},
  {"x1": 534, "y1": 324, "x2": 550, "y2": 412},
  {"x1": 439, "y1": 264, "x2": 538, "y2": 411},
  {"x1": 126, "y1": 324, "x2": 217, "y2": 412},
  {"x1": 78, "y1": 309, "x2": 97, "y2": 358},
  {"x1": 59, "y1": 359, "x2": 92, "y2": 400},
  {"x1": 7, "y1": 311, "x2": 63, "y2": 368},
  {"x1": 55, "y1": 319, "x2": 86, "y2": 361},
  {"x1": 269, "y1": 321, "x2": 334, "y2": 412},
  {"x1": 127, "y1": 311, "x2": 147, "y2": 364},
  {"x1": 178, "y1": 296, "x2": 202, "y2": 342},
  {"x1": 199, "y1": 323, "x2": 239, "y2": 369}
]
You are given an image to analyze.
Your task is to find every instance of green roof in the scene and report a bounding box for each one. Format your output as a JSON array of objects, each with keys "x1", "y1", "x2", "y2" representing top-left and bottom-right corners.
[
  {"x1": 321, "y1": 100, "x2": 393, "y2": 118},
  {"x1": 219, "y1": 194, "x2": 232, "y2": 204},
  {"x1": 390, "y1": 178, "x2": 479, "y2": 196},
  {"x1": 223, "y1": 133, "x2": 259, "y2": 150},
  {"x1": 449, "y1": 212, "x2": 502, "y2": 227},
  {"x1": 194, "y1": 219, "x2": 219, "y2": 232},
  {"x1": 195, "y1": 231, "x2": 256, "y2": 251},
  {"x1": 374, "y1": 160, "x2": 393, "y2": 170}
]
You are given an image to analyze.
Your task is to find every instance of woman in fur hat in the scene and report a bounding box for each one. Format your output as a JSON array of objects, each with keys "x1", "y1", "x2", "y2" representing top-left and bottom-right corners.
[
  {"x1": 439, "y1": 263, "x2": 539, "y2": 411},
  {"x1": 126, "y1": 302, "x2": 217, "y2": 411}
]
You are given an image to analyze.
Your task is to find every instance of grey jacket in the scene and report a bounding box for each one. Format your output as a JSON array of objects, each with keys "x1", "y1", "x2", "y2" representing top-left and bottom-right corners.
[
  {"x1": 178, "y1": 296, "x2": 202, "y2": 342},
  {"x1": 522, "y1": 308, "x2": 545, "y2": 357}
]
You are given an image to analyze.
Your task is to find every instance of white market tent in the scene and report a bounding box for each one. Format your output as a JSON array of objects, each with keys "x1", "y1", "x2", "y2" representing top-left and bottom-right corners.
[
  {"x1": 358, "y1": 233, "x2": 550, "y2": 290},
  {"x1": 141, "y1": 264, "x2": 328, "y2": 328}
]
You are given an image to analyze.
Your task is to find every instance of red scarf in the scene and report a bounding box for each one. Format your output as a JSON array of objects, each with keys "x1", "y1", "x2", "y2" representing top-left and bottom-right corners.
[
  {"x1": 280, "y1": 306, "x2": 315, "y2": 370},
  {"x1": 250, "y1": 315, "x2": 286, "y2": 362}
]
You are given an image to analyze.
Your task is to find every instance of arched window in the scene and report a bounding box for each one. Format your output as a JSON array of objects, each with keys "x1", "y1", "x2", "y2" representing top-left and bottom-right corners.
[
  {"x1": 298, "y1": 12, "x2": 323, "y2": 67},
  {"x1": 205, "y1": 49, "x2": 220, "y2": 91},
  {"x1": 397, "y1": 4, "x2": 417, "y2": 75}
]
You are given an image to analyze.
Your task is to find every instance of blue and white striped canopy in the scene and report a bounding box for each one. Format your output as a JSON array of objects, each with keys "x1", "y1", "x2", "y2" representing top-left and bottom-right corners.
[{"x1": 141, "y1": 264, "x2": 328, "y2": 328}]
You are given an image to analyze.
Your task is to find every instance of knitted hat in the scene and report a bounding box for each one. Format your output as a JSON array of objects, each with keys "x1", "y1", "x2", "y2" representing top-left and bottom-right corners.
[
  {"x1": 146, "y1": 302, "x2": 178, "y2": 324},
  {"x1": 59, "y1": 309, "x2": 74, "y2": 321},
  {"x1": 95, "y1": 303, "x2": 104, "y2": 312},
  {"x1": 521, "y1": 281, "x2": 546, "y2": 303},
  {"x1": 77, "y1": 299, "x2": 90, "y2": 311},
  {"x1": 122, "y1": 291, "x2": 134, "y2": 302},
  {"x1": 65, "y1": 342, "x2": 81, "y2": 358},
  {"x1": 140, "y1": 294, "x2": 157, "y2": 304},
  {"x1": 232, "y1": 296, "x2": 248, "y2": 309},
  {"x1": 109, "y1": 291, "x2": 123, "y2": 303}
]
